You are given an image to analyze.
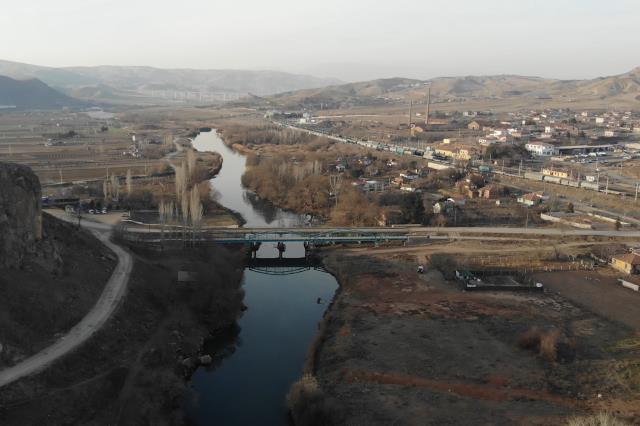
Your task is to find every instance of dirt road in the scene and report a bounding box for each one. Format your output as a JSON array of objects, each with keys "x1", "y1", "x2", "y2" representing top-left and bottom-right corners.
[{"x1": 0, "y1": 220, "x2": 133, "y2": 388}]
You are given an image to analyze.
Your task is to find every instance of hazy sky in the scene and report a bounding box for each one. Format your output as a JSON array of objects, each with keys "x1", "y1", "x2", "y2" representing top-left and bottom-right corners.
[{"x1": 1, "y1": 0, "x2": 639, "y2": 81}]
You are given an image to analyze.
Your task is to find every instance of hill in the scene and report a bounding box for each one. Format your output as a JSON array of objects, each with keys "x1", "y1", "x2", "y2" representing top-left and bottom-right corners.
[
  {"x1": 266, "y1": 67, "x2": 640, "y2": 111},
  {"x1": 0, "y1": 75, "x2": 85, "y2": 110},
  {"x1": 0, "y1": 60, "x2": 341, "y2": 105}
]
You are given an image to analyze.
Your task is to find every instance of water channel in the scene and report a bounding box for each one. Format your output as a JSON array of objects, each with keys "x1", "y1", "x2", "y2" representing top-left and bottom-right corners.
[{"x1": 185, "y1": 130, "x2": 338, "y2": 425}]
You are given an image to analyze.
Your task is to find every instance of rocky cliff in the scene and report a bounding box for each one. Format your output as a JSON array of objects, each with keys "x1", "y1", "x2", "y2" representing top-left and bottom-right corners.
[{"x1": 0, "y1": 162, "x2": 42, "y2": 268}]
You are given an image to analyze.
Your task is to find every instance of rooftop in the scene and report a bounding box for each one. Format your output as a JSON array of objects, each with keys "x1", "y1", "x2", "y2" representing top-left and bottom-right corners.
[{"x1": 613, "y1": 253, "x2": 640, "y2": 265}]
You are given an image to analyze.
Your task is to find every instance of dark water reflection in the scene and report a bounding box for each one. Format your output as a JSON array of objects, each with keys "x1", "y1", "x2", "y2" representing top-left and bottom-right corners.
[{"x1": 185, "y1": 131, "x2": 338, "y2": 425}]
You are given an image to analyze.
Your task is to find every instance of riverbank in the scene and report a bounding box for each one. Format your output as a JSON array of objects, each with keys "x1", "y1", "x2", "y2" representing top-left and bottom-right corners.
[
  {"x1": 290, "y1": 246, "x2": 640, "y2": 425},
  {"x1": 0, "y1": 244, "x2": 246, "y2": 425}
]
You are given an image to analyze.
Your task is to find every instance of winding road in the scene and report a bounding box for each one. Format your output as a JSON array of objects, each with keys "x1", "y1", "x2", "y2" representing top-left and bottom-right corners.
[{"x1": 0, "y1": 215, "x2": 133, "y2": 388}]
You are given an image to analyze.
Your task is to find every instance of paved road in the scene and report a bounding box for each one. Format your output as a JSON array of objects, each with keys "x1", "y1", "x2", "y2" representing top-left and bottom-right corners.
[
  {"x1": 0, "y1": 217, "x2": 133, "y2": 388},
  {"x1": 210, "y1": 226, "x2": 640, "y2": 238},
  {"x1": 119, "y1": 221, "x2": 640, "y2": 240}
]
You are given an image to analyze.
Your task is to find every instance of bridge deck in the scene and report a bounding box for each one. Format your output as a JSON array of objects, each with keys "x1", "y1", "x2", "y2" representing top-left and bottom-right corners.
[{"x1": 117, "y1": 223, "x2": 640, "y2": 246}]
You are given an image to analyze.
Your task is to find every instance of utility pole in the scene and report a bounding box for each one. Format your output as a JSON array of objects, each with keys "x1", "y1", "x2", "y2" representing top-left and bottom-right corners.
[
  {"x1": 635, "y1": 182, "x2": 638, "y2": 203},
  {"x1": 518, "y1": 160, "x2": 522, "y2": 177},
  {"x1": 425, "y1": 86, "x2": 431, "y2": 127},
  {"x1": 605, "y1": 175, "x2": 609, "y2": 195}
]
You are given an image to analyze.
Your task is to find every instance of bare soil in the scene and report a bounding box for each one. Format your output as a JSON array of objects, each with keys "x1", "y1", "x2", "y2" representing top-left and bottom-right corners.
[
  {"x1": 534, "y1": 269, "x2": 640, "y2": 331},
  {"x1": 298, "y1": 248, "x2": 640, "y2": 425}
]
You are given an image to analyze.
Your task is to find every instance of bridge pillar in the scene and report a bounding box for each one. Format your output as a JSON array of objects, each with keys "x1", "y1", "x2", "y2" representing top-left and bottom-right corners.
[
  {"x1": 277, "y1": 241, "x2": 286, "y2": 258},
  {"x1": 249, "y1": 242, "x2": 261, "y2": 258}
]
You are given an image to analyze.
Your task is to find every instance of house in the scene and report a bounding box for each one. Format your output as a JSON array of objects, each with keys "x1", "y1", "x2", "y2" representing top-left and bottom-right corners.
[
  {"x1": 478, "y1": 136, "x2": 498, "y2": 146},
  {"x1": 468, "y1": 121, "x2": 481, "y2": 130},
  {"x1": 435, "y1": 144, "x2": 477, "y2": 161},
  {"x1": 517, "y1": 193, "x2": 541, "y2": 206},
  {"x1": 478, "y1": 185, "x2": 502, "y2": 199},
  {"x1": 354, "y1": 179, "x2": 387, "y2": 192},
  {"x1": 447, "y1": 195, "x2": 466, "y2": 206},
  {"x1": 400, "y1": 170, "x2": 419, "y2": 181},
  {"x1": 433, "y1": 198, "x2": 460, "y2": 214},
  {"x1": 542, "y1": 168, "x2": 570, "y2": 179},
  {"x1": 525, "y1": 142, "x2": 557, "y2": 156},
  {"x1": 611, "y1": 253, "x2": 640, "y2": 274},
  {"x1": 468, "y1": 120, "x2": 490, "y2": 130},
  {"x1": 411, "y1": 123, "x2": 428, "y2": 134}
]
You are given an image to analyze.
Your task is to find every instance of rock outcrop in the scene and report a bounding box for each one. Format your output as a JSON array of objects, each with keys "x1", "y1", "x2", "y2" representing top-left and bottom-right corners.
[{"x1": 0, "y1": 162, "x2": 42, "y2": 268}]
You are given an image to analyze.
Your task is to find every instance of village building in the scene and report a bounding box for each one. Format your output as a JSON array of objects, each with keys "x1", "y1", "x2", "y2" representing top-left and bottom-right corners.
[
  {"x1": 517, "y1": 192, "x2": 548, "y2": 206},
  {"x1": 611, "y1": 253, "x2": 640, "y2": 275},
  {"x1": 542, "y1": 168, "x2": 570, "y2": 179},
  {"x1": 478, "y1": 185, "x2": 502, "y2": 199},
  {"x1": 525, "y1": 142, "x2": 557, "y2": 156},
  {"x1": 467, "y1": 120, "x2": 492, "y2": 131}
]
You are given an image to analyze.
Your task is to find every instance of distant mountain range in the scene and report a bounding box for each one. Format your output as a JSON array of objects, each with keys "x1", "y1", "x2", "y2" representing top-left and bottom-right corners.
[
  {"x1": 0, "y1": 75, "x2": 85, "y2": 110},
  {"x1": 267, "y1": 67, "x2": 640, "y2": 110},
  {"x1": 0, "y1": 59, "x2": 342, "y2": 105},
  {"x1": 1, "y1": 58, "x2": 639, "y2": 110}
]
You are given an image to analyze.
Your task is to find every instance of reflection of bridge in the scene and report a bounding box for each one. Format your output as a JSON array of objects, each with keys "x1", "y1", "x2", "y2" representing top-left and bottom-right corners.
[{"x1": 246, "y1": 257, "x2": 325, "y2": 275}]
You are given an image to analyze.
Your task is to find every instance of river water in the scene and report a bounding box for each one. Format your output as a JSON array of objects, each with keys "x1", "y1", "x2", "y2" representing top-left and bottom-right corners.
[{"x1": 186, "y1": 130, "x2": 338, "y2": 425}]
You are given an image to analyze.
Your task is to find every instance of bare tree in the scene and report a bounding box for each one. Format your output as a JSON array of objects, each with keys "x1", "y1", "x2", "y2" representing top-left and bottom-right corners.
[
  {"x1": 110, "y1": 174, "x2": 120, "y2": 201},
  {"x1": 189, "y1": 186, "x2": 203, "y2": 244},
  {"x1": 180, "y1": 189, "x2": 190, "y2": 244},
  {"x1": 174, "y1": 162, "x2": 188, "y2": 201},
  {"x1": 186, "y1": 149, "x2": 197, "y2": 180},
  {"x1": 126, "y1": 169, "x2": 133, "y2": 196},
  {"x1": 330, "y1": 174, "x2": 343, "y2": 207}
]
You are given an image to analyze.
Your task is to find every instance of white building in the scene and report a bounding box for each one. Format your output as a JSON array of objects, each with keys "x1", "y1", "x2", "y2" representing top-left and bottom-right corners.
[
  {"x1": 478, "y1": 137, "x2": 498, "y2": 146},
  {"x1": 525, "y1": 142, "x2": 557, "y2": 156}
]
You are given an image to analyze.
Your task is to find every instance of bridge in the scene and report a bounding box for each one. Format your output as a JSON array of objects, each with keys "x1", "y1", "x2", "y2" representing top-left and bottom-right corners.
[
  {"x1": 117, "y1": 224, "x2": 414, "y2": 246},
  {"x1": 117, "y1": 221, "x2": 640, "y2": 244}
]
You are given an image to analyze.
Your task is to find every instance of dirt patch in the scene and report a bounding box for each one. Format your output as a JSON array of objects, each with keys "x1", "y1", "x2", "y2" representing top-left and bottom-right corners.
[
  {"x1": 535, "y1": 270, "x2": 640, "y2": 332},
  {"x1": 294, "y1": 251, "x2": 640, "y2": 425}
]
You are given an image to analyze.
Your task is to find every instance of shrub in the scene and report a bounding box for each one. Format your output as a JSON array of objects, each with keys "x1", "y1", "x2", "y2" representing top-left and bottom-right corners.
[
  {"x1": 517, "y1": 326, "x2": 541, "y2": 351},
  {"x1": 518, "y1": 327, "x2": 564, "y2": 363},
  {"x1": 566, "y1": 412, "x2": 629, "y2": 426},
  {"x1": 539, "y1": 329, "x2": 561, "y2": 362},
  {"x1": 287, "y1": 374, "x2": 343, "y2": 426}
]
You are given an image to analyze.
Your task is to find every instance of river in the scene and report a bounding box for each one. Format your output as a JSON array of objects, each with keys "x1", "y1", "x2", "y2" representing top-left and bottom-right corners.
[{"x1": 186, "y1": 130, "x2": 338, "y2": 425}]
